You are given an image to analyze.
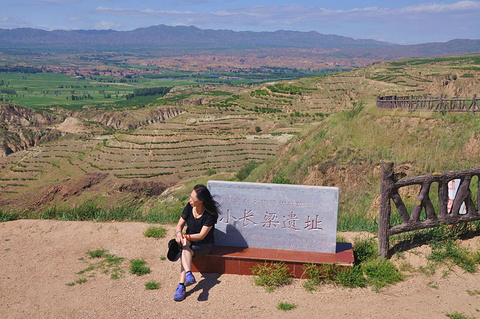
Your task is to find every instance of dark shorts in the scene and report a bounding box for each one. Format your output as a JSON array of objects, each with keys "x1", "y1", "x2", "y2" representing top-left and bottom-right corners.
[{"x1": 191, "y1": 243, "x2": 213, "y2": 258}]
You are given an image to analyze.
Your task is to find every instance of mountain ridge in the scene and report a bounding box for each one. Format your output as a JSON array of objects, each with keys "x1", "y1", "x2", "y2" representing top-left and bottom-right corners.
[
  {"x1": 1, "y1": 25, "x2": 479, "y2": 60},
  {"x1": 0, "y1": 25, "x2": 391, "y2": 48}
]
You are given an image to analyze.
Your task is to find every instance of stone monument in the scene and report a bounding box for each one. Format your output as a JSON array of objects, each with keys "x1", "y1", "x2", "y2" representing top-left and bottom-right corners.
[{"x1": 207, "y1": 180, "x2": 339, "y2": 254}]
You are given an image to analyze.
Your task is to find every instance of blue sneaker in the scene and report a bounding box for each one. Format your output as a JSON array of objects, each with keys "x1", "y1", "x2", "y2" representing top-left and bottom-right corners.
[
  {"x1": 185, "y1": 271, "x2": 196, "y2": 286},
  {"x1": 173, "y1": 284, "x2": 185, "y2": 301}
]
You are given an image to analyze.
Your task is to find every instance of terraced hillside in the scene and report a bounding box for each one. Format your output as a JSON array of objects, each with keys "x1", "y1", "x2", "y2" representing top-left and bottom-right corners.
[{"x1": 1, "y1": 54, "x2": 480, "y2": 214}]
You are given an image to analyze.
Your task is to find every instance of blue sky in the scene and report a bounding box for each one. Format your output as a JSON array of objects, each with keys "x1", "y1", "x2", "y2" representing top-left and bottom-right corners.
[{"x1": 1, "y1": 0, "x2": 479, "y2": 44}]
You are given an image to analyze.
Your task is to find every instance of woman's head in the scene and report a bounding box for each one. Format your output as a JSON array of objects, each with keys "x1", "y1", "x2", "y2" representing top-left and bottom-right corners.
[{"x1": 190, "y1": 184, "x2": 220, "y2": 221}]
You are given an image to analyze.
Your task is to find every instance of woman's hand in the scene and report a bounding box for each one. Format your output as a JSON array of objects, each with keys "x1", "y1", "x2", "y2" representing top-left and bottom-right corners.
[{"x1": 175, "y1": 231, "x2": 183, "y2": 244}]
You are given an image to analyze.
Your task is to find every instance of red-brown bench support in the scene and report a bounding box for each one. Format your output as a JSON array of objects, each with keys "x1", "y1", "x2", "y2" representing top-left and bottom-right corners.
[{"x1": 192, "y1": 242, "x2": 354, "y2": 278}]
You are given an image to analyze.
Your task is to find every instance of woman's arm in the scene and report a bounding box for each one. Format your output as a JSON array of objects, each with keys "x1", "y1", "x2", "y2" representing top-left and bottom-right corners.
[
  {"x1": 185, "y1": 225, "x2": 212, "y2": 242},
  {"x1": 175, "y1": 217, "x2": 186, "y2": 243}
]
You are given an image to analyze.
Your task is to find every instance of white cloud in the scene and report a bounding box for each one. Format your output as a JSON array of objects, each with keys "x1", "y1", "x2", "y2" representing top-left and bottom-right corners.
[{"x1": 93, "y1": 20, "x2": 123, "y2": 30}]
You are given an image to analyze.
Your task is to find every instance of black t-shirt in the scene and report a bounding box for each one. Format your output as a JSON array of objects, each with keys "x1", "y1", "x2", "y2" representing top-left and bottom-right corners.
[{"x1": 181, "y1": 203, "x2": 216, "y2": 244}]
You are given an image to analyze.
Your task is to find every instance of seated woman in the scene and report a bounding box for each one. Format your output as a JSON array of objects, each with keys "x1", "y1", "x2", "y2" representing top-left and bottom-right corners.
[{"x1": 173, "y1": 184, "x2": 220, "y2": 302}]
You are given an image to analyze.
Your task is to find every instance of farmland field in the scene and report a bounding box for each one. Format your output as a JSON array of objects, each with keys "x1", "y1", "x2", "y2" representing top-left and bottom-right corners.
[{"x1": 1, "y1": 53, "x2": 480, "y2": 214}]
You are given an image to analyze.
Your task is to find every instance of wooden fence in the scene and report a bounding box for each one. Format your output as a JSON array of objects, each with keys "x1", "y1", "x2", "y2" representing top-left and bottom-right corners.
[
  {"x1": 378, "y1": 162, "x2": 480, "y2": 258},
  {"x1": 377, "y1": 94, "x2": 479, "y2": 113}
]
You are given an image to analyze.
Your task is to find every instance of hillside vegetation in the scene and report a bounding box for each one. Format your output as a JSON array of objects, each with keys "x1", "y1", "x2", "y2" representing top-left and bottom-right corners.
[{"x1": 1, "y1": 54, "x2": 480, "y2": 232}]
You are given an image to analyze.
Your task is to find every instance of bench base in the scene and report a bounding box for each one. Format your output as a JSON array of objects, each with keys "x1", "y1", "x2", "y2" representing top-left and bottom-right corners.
[{"x1": 191, "y1": 242, "x2": 354, "y2": 278}]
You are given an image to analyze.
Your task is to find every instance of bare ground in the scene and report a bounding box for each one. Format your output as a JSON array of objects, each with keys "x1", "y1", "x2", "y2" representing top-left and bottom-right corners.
[{"x1": 1, "y1": 219, "x2": 480, "y2": 319}]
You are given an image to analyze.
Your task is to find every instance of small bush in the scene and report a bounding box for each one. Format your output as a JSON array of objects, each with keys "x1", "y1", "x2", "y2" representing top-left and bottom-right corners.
[
  {"x1": 130, "y1": 259, "x2": 151, "y2": 275},
  {"x1": 353, "y1": 237, "x2": 377, "y2": 264},
  {"x1": 146, "y1": 201, "x2": 183, "y2": 224},
  {"x1": 362, "y1": 258, "x2": 405, "y2": 292},
  {"x1": 445, "y1": 311, "x2": 476, "y2": 319},
  {"x1": 70, "y1": 250, "x2": 125, "y2": 285},
  {"x1": 143, "y1": 226, "x2": 166, "y2": 238},
  {"x1": 302, "y1": 263, "x2": 367, "y2": 291},
  {"x1": 271, "y1": 172, "x2": 293, "y2": 184},
  {"x1": 252, "y1": 262, "x2": 292, "y2": 292},
  {"x1": 334, "y1": 265, "x2": 367, "y2": 288},
  {"x1": 427, "y1": 239, "x2": 478, "y2": 273},
  {"x1": 236, "y1": 160, "x2": 258, "y2": 181},
  {"x1": 277, "y1": 301, "x2": 297, "y2": 311},
  {"x1": 206, "y1": 168, "x2": 216, "y2": 176},
  {"x1": 0, "y1": 210, "x2": 20, "y2": 222},
  {"x1": 87, "y1": 249, "x2": 106, "y2": 258},
  {"x1": 145, "y1": 281, "x2": 160, "y2": 290}
]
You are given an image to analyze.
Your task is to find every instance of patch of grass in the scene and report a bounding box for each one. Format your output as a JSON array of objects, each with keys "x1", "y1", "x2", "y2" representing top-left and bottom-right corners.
[
  {"x1": 130, "y1": 259, "x2": 151, "y2": 276},
  {"x1": 252, "y1": 262, "x2": 292, "y2": 292},
  {"x1": 353, "y1": 237, "x2": 378, "y2": 265},
  {"x1": 334, "y1": 265, "x2": 367, "y2": 288},
  {"x1": 39, "y1": 200, "x2": 144, "y2": 222},
  {"x1": 467, "y1": 289, "x2": 480, "y2": 296},
  {"x1": 236, "y1": 160, "x2": 259, "y2": 181},
  {"x1": 362, "y1": 258, "x2": 405, "y2": 292},
  {"x1": 427, "y1": 236, "x2": 480, "y2": 274},
  {"x1": 302, "y1": 263, "x2": 367, "y2": 291},
  {"x1": 301, "y1": 236, "x2": 405, "y2": 292},
  {"x1": 69, "y1": 249, "x2": 125, "y2": 286},
  {"x1": 143, "y1": 226, "x2": 166, "y2": 238},
  {"x1": 145, "y1": 201, "x2": 184, "y2": 224},
  {"x1": 427, "y1": 281, "x2": 439, "y2": 289},
  {"x1": 145, "y1": 281, "x2": 161, "y2": 290},
  {"x1": 301, "y1": 263, "x2": 338, "y2": 291},
  {"x1": 445, "y1": 311, "x2": 476, "y2": 319},
  {"x1": 0, "y1": 210, "x2": 20, "y2": 222},
  {"x1": 277, "y1": 301, "x2": 297, "y2": 311},
  {"x1": 87, "y1": 249, "x2": 106, "y2": 258},
  {"x1": 75, "y1": 278, "x2": 87, "y2": 285},
  {"x1": 302, "y1": 263, "x2": 326, "y2": 291}
]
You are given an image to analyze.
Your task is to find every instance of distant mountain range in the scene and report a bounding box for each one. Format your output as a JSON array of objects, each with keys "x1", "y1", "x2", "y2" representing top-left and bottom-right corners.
[{"x1": 0, "y1": 24, "x2": 479, "y2": 60}]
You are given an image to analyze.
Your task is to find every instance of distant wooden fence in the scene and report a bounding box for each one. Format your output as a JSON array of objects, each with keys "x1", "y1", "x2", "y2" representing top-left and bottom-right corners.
[
  {"x1": 378, "y1": 162, "x2": 480, "y2": 258},
  {"x1": 377, "y1": 94, "x2": 479, "y2": 113}
]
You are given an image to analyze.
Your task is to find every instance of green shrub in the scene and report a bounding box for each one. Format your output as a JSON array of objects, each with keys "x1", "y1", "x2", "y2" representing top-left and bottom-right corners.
[
  {"x1": 236, "y1": 160, "x2": 258, "y2": 181},
  {"x1": 362, "y1": 258, "x2": 405, "y2": 292},
  {"x1": 277, "y1": 301, "x2": 297, "y2": 311},
  {"x1": 252, "y1": 262, "x2": 292, "y2": 292},
  {"x1": 87, "y1": 249, "x2": 106, "y2": 258},
  {"x1": 130, "y1": 259, "x2": 151, "y2": 275},
  {"x1": 445, "y1": 311, "x2": 476, "y2": 319},
  {"x1": 0, "y1": 210, "x2": 19, "y2": 222},
  {"x1": 271, "y1": 172, "x2": 293, "y2": 184},
  {"x1": 334, "y1": 265, "x2": 367, "y2": 288},
  {"x1": 146, "y1": 201, "x2": 183, "y2": 224},
  {"x1": 145, "y1": 281, "x2": 160, "y2": 290},
  {"x1": 143, "y1": 226, "x2": 166, "y2": 238},
  {"x1": 302, "y1": 263, "x2": 367, "y2": 291},
  {"x1": 71, "y1": 250, "x2": 125, "y2": 285},
  {"x1": 427, "y1": 239, "x2": 478, "y2": 273},
  {"x1": 353, "y1": 237, "x2": 378, "y2": 264}
]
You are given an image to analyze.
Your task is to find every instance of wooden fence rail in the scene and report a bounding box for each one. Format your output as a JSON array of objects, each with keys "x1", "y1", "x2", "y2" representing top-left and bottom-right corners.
[
  {"x1": 378, "y1": 162, "x2": 480, "y2": 258},
  {"x1": 377, "y1": 94, "x2": 479, "y2": 113}
]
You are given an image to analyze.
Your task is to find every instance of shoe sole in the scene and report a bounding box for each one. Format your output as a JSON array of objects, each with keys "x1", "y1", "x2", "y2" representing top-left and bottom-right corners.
[{"x1": 185, "y1": 280, "x2": 196, "y2": 287}]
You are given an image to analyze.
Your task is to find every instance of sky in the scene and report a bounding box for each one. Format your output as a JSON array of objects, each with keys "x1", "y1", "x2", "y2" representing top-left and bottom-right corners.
[{"x1": 1, "y1": 0, "x2": 479, "y2": 45}]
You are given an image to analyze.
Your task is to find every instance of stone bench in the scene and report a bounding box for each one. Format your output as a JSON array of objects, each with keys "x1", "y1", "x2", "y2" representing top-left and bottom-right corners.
[
  {"x1": 192, "y1": 243, "x2": 354, "y2": 278},
  {"x1": 192, "y1": 181, "x2": 354, "y2": 278}
]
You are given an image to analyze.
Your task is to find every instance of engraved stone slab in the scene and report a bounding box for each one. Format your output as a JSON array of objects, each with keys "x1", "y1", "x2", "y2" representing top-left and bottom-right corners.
[{"x1": 208, "y1": 181, "x2": 339, "y2": 254}]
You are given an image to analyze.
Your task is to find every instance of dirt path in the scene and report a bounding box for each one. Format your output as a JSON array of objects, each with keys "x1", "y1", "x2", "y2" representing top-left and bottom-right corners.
[{"x1": 1, "y1": 220, "x2": 479, "y2": 318}]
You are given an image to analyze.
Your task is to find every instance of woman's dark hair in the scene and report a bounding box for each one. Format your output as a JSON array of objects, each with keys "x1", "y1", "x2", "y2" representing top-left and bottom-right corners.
[{"x1": 194, "y1": 184, "x2": 220, "y2": 222}]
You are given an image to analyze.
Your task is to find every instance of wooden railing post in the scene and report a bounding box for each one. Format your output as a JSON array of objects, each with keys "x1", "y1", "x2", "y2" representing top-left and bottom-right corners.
[
  {"x1": 378, "y1": 161, "x2": 395, "y2": 258},
  {"x1": 472, "y1": 94, "x2": 477, "y2": 114}
]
